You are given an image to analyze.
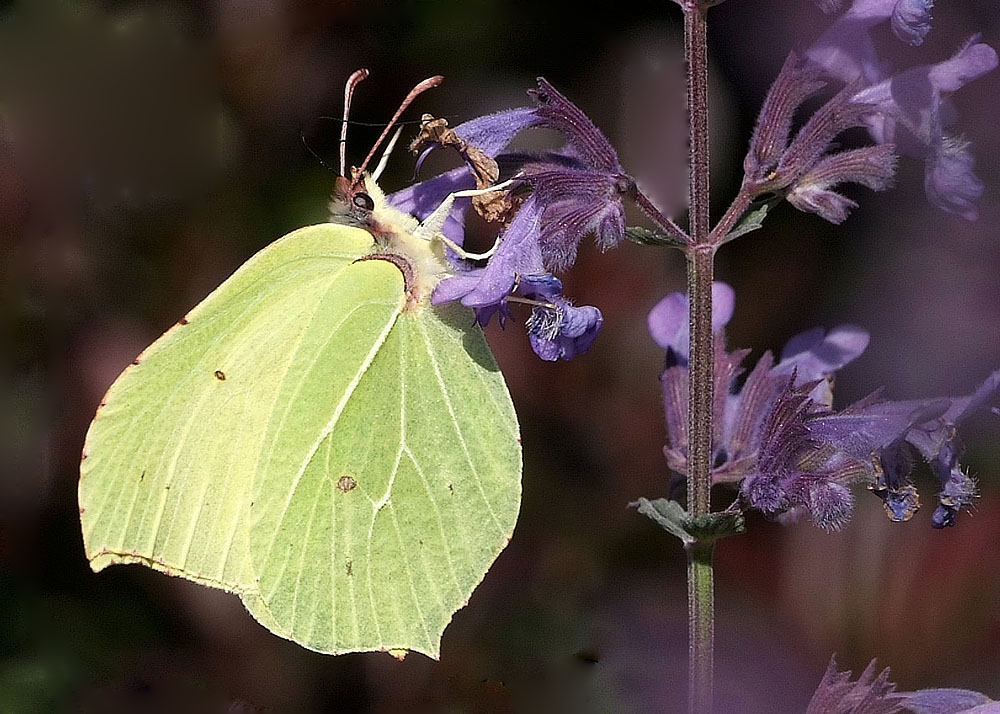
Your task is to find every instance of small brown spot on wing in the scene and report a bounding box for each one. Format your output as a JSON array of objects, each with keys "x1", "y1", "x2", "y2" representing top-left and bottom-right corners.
[
  {"x1": 178, "y1": 317, "x2": 189, "y2": 325},
  {"x1": 214, "y1": 370, "x2": 226, "y2": 381},
  {"x1": 337, "y1": 475, "x2": 357, "y2": 493},
  {"x1": 131, "y1": 358, "x2": 141, "y2": 366},
  {"x1": 345, "y1": 559, "x2": 353, "y2": 576}
]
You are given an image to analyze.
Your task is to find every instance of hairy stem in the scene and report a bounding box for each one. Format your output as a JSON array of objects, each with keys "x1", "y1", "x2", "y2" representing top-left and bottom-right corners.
[
  {"x1": 710, "y1": 183, "x2": 755, "y2": 244},
  {"x1": 634, "y1": 188, "x2": 692, "y2": 245},
  {"x1": 684, "y1": 4, "x2": 715, "y2": 714},
  {"x1": 686, "y1": 246, "x2": 716, "y2": 714}
]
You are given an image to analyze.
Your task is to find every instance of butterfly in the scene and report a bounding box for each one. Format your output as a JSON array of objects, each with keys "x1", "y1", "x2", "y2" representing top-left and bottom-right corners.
[{"x1": 78, "y1": 70, "x2": 522, "y2": 658}]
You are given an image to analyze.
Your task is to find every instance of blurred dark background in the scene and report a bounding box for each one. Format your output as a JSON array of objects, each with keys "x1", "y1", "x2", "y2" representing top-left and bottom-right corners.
[{"x1": 1, "y1": 1, "x2": 998, "y2": 712}]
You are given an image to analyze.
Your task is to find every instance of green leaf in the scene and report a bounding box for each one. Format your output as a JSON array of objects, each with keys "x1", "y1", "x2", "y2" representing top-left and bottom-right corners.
[
  {"x1": 624, "y1": 226, "x2": 687, "y2": 248},
  {"x1": 686, "y1": 511, "x2": 746, "y2": 542},
  {"x1": 79, "y1": 224, "x2": 522, "y2": 659},
  {"x1": 632, "y1": 498, "x2": 694, "y2": 545},
  {"x1": 632, "y1": 498, "x2": 746, "y2": 545},
  {"x1": 720, "y1": 200, "x2": 776, "y2": 244}
]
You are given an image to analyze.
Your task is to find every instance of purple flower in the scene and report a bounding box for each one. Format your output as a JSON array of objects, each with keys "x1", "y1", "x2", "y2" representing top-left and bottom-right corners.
[
  {"x1": 786, "y1": 145, "x2": 897, "y2": 224},
  {"x1": 851, "y1": 39, "x2": 997, "y2": 219},
  {"x1": 403, "y1": 77, "x2": 632, "y2": 360},
  {"x1": 525, "y1": 292, "x2": 603, "y2": 362},
  {"x1": 431, "y1": 193, "x2": 546, "y2": 311},
  {"x1": 806, "y1": 370, "x2": 1000, "y2": 528},
  {"x1": 805, "y1": 1, "x2": 997, "y2": 219},
  {"x1": 647, "y1": 282, "x2": 735, "y2": 364},
  {"x1": 903, "y1": 688, "x2": 994, "y2": 714},
  {"x1": 891, "y1": 0, "x2": 934, "y2": 46},
  {"x1": 806, "y1": 657, "x2": 906, "y2": 714},
  {"x1": 649, "y1": 282, "x2": 998, "y2": 529},
  {"x1": 744, "y1": 54, "x2": 897, "y2": 223},
  {"x1": 808, "y1": 0, "x2": 933, "y2": 83},
  {"x1": 388, "y1": 166, "x2": 476, "y2": 243}
]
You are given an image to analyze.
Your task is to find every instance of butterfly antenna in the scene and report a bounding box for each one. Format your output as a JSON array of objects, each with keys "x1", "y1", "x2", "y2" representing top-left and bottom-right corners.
[
  {"x1": 340, "y1": 68, "x2": 370, "y2": 177},
  {"x1": 371, "y1": 126, "x2": 404, "y2": 183},
  {"x1": 352, "y1": 75, "x2": 443, "y2": 187},
  {"x1": 300, "y1": 131, "x2": 337, "y2": 174}
]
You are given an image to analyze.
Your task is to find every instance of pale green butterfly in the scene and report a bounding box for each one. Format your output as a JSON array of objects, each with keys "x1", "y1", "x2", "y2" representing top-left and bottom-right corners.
[{"x1": 77, "y1": 70, "x2": 522, "y2": 659}]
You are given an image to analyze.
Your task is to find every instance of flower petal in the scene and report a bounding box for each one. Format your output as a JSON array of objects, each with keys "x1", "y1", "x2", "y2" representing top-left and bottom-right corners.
[
  {"x1": 904, "y1": 688, "x2": 993, "y2": 714},
  {"x1": 647, "y1": 282, "x2": 735, "y2": 360},
  {"x1": 453, "y1": 107, "x2": 542, "y2": 157},
  {"x1": 527, "y1": 299, "x2": 603, "y2": 361},
  {"x1": 774, "y1": 325, "x2": 870, "y2": 387},
  {"x1": 432, "y1": 193, "x2": 546, "y2": 309}
]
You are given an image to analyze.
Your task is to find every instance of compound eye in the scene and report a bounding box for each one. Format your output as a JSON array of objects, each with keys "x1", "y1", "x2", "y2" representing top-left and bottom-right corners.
[{"x1": 352, "y1": 192, "x2": 375, "y2": 211}]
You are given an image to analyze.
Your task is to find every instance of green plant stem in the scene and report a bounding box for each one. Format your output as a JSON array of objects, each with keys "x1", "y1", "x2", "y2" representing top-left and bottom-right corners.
[
  {"x1": 687, "y1": 540, "x2": 715, "y2": 713},
  {"x1": 683, "y1": 4, "x2": 715, "y2": 714}
]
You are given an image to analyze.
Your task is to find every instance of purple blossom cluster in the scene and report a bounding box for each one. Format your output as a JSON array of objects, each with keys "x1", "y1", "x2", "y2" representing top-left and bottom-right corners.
[
  {"x1": 388, "y1": 79, "x2": 632, "y2": 361},
  {"x1": 648, "y1": 282, "x2": 1000, "y2": 530},
  {"x1": 745, "y1": 0, "x2": 997, "y2": 222}
]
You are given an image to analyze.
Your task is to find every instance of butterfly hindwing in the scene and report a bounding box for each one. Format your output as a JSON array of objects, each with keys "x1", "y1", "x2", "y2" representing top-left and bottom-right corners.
[{"x1": 248, "y1": 302, "x2": 521, "y2": 658}]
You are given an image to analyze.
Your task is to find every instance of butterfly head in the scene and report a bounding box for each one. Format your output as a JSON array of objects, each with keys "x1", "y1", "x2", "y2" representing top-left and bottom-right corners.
[{"x1": 330, "y1": 173, "x2": 377, "y2": 226}]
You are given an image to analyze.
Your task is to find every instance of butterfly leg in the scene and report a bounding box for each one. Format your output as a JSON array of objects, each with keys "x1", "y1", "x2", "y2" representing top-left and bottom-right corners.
[
  {"x1": 437, "y1": 233, "x2": 501, "y2": 261},
  {"x1": 412, "y1": 179, "x2": 517, "y2": 243}
]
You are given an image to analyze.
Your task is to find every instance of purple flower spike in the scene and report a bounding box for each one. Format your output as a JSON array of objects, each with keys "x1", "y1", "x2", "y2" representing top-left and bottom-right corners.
[
  {"x1": 413, "y1": 76, "x2": 638, "y2": 360},
  {"x1": 744, "y1": 52, "x2": 899, "y2": 221},
  {"x1": 650, "y1": 281, "x2": 997, "y2": 529},
  {"x1": 516, "y1": 79, "x2": 635, "y2": 271}
]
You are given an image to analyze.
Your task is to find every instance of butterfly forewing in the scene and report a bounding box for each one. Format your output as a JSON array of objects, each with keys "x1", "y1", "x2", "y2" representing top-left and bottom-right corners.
[{"x1": 78, "y1": 225, "x2": 393, "y2": 596}]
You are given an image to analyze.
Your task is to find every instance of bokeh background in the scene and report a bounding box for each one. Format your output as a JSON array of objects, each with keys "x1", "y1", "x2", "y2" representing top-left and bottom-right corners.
[{"x1": 2, "y1": 1, "x2": 999, "y2": 712}]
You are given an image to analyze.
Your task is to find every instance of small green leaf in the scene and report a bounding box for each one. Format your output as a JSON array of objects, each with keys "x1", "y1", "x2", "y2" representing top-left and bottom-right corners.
[
  {"x1": 686, "y1": 511, "x2": 746, "y2": 542},
  {"x1": 632, "y1": 498, "x2": 746, "y2": 545},
  {"x1": 631, "y1": 498, "x2": 694, "y2": 545},
  {"x1": 625, "y1": 226, "x2": 688, "y2": 248},
  {"x1": 721, "y1": 199, "x2": 778, "y2": 243}
]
